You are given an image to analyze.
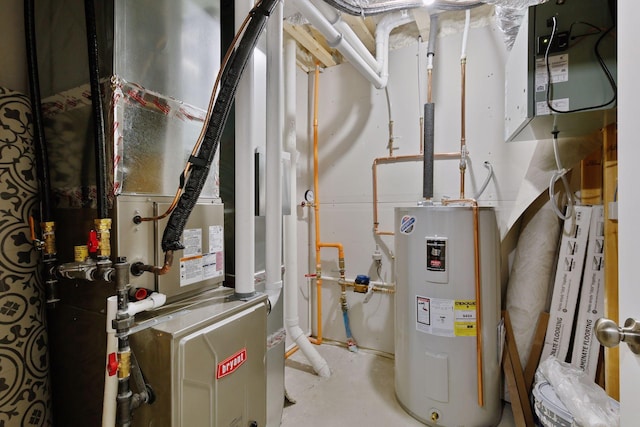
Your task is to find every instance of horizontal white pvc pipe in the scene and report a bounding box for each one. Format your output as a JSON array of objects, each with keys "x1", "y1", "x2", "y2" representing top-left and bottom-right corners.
[
  {"x1": 125, "y1": 292, "x2": 167, "y2": 316},
  {"x1": 284, "y1": 35, "x2": 330, "y2": 377}
]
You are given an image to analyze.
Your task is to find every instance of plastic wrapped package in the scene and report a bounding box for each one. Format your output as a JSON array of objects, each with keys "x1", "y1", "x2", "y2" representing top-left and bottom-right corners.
[{"x1": 537, "y1": 357, "x2": 620, "y2": 427}]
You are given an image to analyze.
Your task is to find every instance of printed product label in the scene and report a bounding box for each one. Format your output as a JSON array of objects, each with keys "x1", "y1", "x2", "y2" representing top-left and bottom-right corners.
[
  {"x1": 400, "y1": 215, "x2": 416, "y2": 234},
  {"x1": 454, "y1": 300, "x2": 477, "y2": 337},
  {"x1": 426, "y1": 239, "x2": 446, "y2": 272},
  {"x1": 416, "y1": 296, "x2": 477, "y2": 337},
  {"x1": 216, "y1": 348, "x2": 247, "y2": 379},
  {"x1": 535, "y1": 54, "x2": 569, "y2": 92}
]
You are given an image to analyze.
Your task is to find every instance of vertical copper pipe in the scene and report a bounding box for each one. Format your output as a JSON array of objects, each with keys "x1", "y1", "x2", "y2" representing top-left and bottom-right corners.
[
  {"x1": 460, "y1": 60, "x2": 467, "y2": 199},
  {"x1": 312, "y1": 63, "x2": 323, "y2": 344},
  {"x1": 472, "y1": 203, "x2": 483, "y2": 407},
  {"x1": 310, "y1": 64, "x2": 347, "y2": 345},
  {"x1": 443, "y1": 199, "x2": 483, "y2": 407}
]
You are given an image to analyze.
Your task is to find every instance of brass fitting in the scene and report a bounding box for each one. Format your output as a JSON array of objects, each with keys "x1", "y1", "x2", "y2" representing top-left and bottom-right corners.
[
  {"x1": 94, "y1": 218, "x2": 113, "y2": 258},
  {"x1": 40, "y1": 221, "x2": 57, "y2": 256},
  {"x1": 118, "y1": 351, "x2": 131, "y2": 379},
  {"x1": 431, "y1": 411, "x2": 440, "y2": 423}
]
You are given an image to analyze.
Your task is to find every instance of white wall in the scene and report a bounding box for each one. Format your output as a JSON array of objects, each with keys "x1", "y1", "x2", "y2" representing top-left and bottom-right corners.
[{"x1": 293, "y1": 8, "x2": 540, "y2": 354}]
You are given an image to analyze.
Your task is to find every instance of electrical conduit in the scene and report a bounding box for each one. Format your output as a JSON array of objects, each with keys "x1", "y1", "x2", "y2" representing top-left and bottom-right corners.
[
  {"x1": 310, "y1": 65, "x2": 357, "y2": 352},
  {"x1": 283, "y1": 37, "x2": 330, "y2": 377}
]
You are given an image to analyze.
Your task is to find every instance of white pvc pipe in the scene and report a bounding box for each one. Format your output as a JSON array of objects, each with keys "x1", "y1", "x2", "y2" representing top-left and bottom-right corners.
[
  {"x1": 283, "y1": 36, "x2": 330, "y2": 378},
  {"x1": 235, "y1": 0, "x2": 257, "y2": 295},
  {"x1": 125, "y1": 292, "x2": 167, "y2": 316},
  {"x1": 376, "y1": 11, "x2": 414, "y2": 81},
  {"x1": 292, "y1": 0, "x2": 414, "y2": 89},
  {"x1": 310, "y1": 0, "x2": 381, "y2": 73},
  {"x1": 291, "y1": 0, "x2": 386, "y2": 88},
  {"x1": 101, "y1": 296, "x2": 118, "y2": 427},
  {"x1": 265, "y1": 1, "x2": 284, "y2": 309}
]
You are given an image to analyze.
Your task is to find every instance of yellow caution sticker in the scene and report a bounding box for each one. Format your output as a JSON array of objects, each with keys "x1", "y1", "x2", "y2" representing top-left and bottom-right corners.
[{"x1": 454, "y1": 300, "x2": 477, "y2": 337}]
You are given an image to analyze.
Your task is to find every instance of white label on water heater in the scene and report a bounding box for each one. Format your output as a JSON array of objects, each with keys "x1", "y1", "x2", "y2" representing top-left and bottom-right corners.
[
  {"x1": 416, "y1": 296, "x2": 455, "y2": 337},
  {"x1": 416, "y1": 296, "x2": 477, "y2": 337}
]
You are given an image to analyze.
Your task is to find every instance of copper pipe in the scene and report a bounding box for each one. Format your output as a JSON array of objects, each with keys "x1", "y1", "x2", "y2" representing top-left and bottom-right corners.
[
  {"x1": 135, "y1": 251, "x2": 174, "y2": 276},
  {"x1": 442, "y1": 198, "x2": 483, "y2": 407},
  {"x1": 285, "y1": 345, "x2": 300, "y2": 359},
  {"x1": 310, "y1": 64, "x2": 348, "y2": 345},
  {"x1": 427, "y1": 68, "x2": 433, "y2": 104},
  {"x1": 459, "y1": 60, "x2": 467, "y2": 199},
  {"x1": 372, "y1": 153, "x2": 462, "y2": 236}
]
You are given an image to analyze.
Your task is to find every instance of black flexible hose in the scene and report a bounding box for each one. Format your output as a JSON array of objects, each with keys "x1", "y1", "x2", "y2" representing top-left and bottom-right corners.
[
  {"x1": 84, "y1": 0, "x2": 109, "y2": 219},
  {"x1": 24, "y1": 0, "x2": 53, "y2": 222},
  {"x1": 161, "y1": 0, "x2": 280, "y2": 252}
]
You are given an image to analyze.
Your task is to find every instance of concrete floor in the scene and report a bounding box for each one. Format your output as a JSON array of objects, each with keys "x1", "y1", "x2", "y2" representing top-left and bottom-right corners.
[{"x1": 282, "y1": 342, "x2": 516, "y2": 427}]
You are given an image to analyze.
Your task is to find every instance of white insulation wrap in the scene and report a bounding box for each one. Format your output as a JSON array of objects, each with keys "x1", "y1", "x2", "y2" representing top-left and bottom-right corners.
[{"x1": 506, "y1": 199, "x2": 560, "y2": 368}]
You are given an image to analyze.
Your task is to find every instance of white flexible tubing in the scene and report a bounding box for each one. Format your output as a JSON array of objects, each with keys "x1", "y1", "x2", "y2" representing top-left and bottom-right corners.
[
  {"x1": 235, "y1": 0, "x2": 256, "y2": 295},
  {"x1": 461, "y1": 8, "x2": 471, "y2": 60},
  {"x1": 292, "y1": 0, "x2": 387, "y2": 88},
  {"x1": 283, "y1": 36, "x2": 330, "y2": 378},
  {"x1": 101, "y1": 296, "x2": 118, "y2": 427},
  {"x1": 548, "y1": 134, "x2": 574, "y2": 220},
  {"x1": 265, "y1": 0, "x2": 284, "y2": 309}
]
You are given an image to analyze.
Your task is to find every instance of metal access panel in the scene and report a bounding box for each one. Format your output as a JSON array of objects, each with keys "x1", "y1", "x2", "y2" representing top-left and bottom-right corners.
[
  {"x1": 130, "y1": 289, "x2": 268, "y2": 427},
  {"x1": 505, "y1": 0, "x2": 617, "y2": 141},
  {"x1": 115, "y1": 195, "x2": 225, "y2": 299}
]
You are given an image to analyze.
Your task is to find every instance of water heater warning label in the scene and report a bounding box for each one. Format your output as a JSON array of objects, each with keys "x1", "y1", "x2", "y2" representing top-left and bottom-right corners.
[
  {"x1": 416, "y1": 296, "x2": 477, "y2": 337},
  {"x1": 426, "y1": 239, "x2": 446, "y2": 272}
]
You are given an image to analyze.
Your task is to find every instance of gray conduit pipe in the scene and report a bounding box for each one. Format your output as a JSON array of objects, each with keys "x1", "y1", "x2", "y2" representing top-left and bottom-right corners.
[{"x1": 283, "y1": 36, "x2": 330, "y2": 378}]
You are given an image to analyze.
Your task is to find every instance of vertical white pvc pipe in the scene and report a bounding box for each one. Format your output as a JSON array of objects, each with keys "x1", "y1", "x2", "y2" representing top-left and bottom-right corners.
[
  {"x1": 101, "y1": 296, "x2": 117, "y2": 427},
  {"x1": 283, "y1": 35, "x2": 330, "y2": 378},
  {"x1": 265, "y1": 1, "x2": 284, "y2": 306},
  {"x1": 235, "y1": 0, "x2": 256, "y2": 296}
]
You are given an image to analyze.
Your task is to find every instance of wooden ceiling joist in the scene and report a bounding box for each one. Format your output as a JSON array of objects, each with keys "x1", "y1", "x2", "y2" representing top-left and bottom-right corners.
[
  {"x1": 283, "y1": 21, "x2": 337, "y2": 68},
  {"x1": 341, "y1": 14, "x2": 376, "y2": 53}
]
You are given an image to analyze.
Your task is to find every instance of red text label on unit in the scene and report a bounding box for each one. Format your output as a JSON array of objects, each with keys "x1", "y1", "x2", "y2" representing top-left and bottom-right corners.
[{"x1": 216, "y1": 348, "x2": 247, "y2": 379}]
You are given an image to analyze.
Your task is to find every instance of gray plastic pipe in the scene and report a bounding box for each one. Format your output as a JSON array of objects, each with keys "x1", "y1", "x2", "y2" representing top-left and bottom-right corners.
[{"x1": 283, "y1": 36, "x2": 330, "y2": 378}]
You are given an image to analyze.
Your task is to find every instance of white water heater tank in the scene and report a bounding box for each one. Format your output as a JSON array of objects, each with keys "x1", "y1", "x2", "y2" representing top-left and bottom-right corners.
[{"x1": 394, "y1": 204, "x2": 502, "y2": 426}]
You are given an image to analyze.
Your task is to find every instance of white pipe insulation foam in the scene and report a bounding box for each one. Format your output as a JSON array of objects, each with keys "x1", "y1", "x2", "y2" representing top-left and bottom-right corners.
[
  {"x1": 505, "y1": 199, "x2": 561, "y2": 368},
  {"x1": 265, "y1": 0, "x2": 284, "y2": 309},
  {"x1": 283, "y1": 35, "x2": 330, "y2": 378},
  {"x1": 291, "y1": 0, "x2": 413, "y2": 89}
]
